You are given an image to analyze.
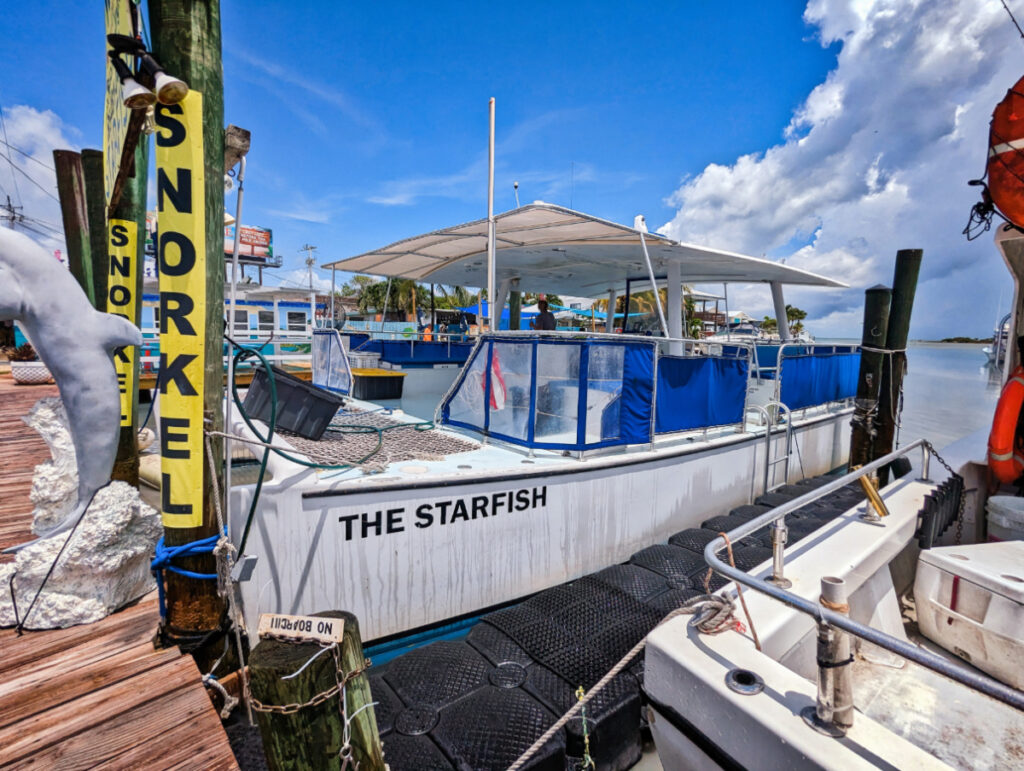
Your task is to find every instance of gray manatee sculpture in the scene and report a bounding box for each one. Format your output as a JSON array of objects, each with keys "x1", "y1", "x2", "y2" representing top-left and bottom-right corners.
[{"x1": 0, "y1": 227, "x2": 141, "y2": 550}]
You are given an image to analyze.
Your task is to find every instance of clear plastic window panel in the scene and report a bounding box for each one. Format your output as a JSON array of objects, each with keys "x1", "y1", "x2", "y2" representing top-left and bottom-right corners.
[
  {"x1": 534, "y1": 343, "x2": 580, "y2": 445},
  {"x1": 311, "y1": 331, "x2": 351, "y2": 394},
  {"x1": 446, "y1": 345, "x2": 489, "y2": 429},
  {"x1": 585, "y1": 344, "x2": 624, "y2": 444},
  {"x1": 486, "y1": 342, "x2": 533, "y2": 441}
]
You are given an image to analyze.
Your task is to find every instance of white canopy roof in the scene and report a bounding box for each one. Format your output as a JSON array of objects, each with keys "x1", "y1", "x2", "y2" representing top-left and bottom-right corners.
[{"x1": 323, "y1": 203, "x2": 845, "y2": 296}]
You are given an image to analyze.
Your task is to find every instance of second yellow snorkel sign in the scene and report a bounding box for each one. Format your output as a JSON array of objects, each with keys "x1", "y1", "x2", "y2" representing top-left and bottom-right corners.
[{"x1": 154, "y1": 91, "x2": 206, "y2": 529}]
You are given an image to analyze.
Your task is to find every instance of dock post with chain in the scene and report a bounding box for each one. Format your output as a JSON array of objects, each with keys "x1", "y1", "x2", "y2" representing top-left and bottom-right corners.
[
  {"x1": 875, "y1": 248, "x2": 922, "y2": 484},
  {"x1": 849, "y1": 285, "x2": 891, "y2": 468},
  {"x1": 249, "y1": 611, "x2": 385, "y2": 770}
]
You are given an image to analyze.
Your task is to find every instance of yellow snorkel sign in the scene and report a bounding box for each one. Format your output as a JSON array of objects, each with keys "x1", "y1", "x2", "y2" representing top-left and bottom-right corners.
[
  {"x1": 154, "y1": 91, "x2": 206, "y2": 529},
  {"x1": 108, "y1": 218, "x2": 138, "y2": 426}
]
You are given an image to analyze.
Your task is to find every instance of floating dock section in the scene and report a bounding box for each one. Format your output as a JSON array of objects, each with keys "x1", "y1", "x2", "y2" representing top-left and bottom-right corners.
[{"x1": 368, "y1": 478, "x2": 866, "y2": 769}]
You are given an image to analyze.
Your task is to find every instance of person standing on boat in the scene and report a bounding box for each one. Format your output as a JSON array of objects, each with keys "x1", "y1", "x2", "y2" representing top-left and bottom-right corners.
[{"x1": 531, "y1": 299, "x2": 557, "y2": 331}]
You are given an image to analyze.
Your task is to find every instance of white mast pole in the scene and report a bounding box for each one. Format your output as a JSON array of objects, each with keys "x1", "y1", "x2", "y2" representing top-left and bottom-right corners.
[
  {"x1": 330, "y1": 266, "x2": 336, "y2": 328},
  {"x1": 487, "y1": 97, "x2": 496, "y2": 332},
  {"x1": 636, "y1": 217, "x2": 669, "y2": 338},
  {"x1": 224, "y1": 155, "x2": 246, "y2": 526}
]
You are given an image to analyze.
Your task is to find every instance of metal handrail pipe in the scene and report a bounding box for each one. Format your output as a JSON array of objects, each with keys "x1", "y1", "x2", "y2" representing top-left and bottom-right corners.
[{"x1": 703, "y1": 439, "x2": 1024, "y2": 711}]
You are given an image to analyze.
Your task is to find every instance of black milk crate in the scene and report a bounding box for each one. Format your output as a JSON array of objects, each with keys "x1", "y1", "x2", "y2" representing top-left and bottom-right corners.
[{"x1": 243, "y1": 362, "x2": 345, "y2": 440}]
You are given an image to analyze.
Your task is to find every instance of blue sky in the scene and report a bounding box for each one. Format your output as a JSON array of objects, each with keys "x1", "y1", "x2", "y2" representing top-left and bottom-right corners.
[{"x1": 0, "y1": 1, "x2": 1017, "y2": 337}]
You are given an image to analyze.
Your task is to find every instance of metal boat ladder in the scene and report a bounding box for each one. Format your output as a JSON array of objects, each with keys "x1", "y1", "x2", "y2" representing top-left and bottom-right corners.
[{"x1": 747, "y1": 401, "x2": 794, "y2": 496}]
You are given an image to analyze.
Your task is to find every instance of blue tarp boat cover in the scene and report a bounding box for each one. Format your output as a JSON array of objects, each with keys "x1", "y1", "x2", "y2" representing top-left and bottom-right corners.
[
  {"x1": 779, "y1": 349, "x2": 859, "y2": 410},
  {"x1": 655, "y1": 356, "x2": 748, "y2": 433}
]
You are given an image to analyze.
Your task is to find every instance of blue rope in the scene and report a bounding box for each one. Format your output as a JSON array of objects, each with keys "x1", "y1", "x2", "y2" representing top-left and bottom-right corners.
[{"x1": 151, "y1": 530, "x2": 224, "y2": 618}]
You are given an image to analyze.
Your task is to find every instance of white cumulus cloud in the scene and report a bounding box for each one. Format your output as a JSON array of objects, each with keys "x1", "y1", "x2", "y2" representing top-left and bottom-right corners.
[
  {"x1": 661, "y1": 0, "x2": 1022, "y2": 338},
  {"x1": 0, "y1": 105, "x2": 79, "y2": 255}
]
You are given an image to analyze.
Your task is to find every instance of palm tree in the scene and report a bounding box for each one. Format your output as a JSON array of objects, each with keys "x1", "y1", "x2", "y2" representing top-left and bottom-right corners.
[
  {"x1": 785, "y1": 304, "x2": 807, "y2": 334},
  {"x1": 437, "y1": 285, "x2": 478, "y2": 309}
]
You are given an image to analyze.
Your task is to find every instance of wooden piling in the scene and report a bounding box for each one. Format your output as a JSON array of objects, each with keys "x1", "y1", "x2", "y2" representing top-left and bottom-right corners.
[
  {"x1": 849, "y1": 285, "x2": 891, "y2": 469},
  {"x1": 81, "y1": 149, "x2": 108, "y2": 313},
  {"x1": 110, "y1": 136, "x2": 149, "y2": 487},
  {"x1": 249, "y1": 612, "x2": 385, "y2": 771},
  {"x1": 53, "y1": 150, "x2": 95, "y2": 307},
  {"x1": 876, "y1": 249, "x2": 922, "y2": 484},
  {"x1": 149, "y1": 0, "x2": 227, "y2": 657}
]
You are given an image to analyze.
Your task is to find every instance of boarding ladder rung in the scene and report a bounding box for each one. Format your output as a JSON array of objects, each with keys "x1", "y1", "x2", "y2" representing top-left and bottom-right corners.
[{"x1": 747, "y1": 401, "x2": 794, "y2": 496}]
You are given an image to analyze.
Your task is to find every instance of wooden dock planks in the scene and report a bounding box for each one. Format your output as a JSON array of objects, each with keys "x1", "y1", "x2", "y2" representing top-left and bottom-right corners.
[
  {"x1": 0, "y1": 379, "x2": 59, "y2": 555},
  {"x1": 0, "y1": 375, "x2": 239, "y2": 770}
]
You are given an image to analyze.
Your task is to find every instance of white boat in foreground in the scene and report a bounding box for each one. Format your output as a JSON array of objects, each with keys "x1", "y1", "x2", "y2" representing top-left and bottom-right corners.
[
  {"x1": 228, "y1": 204, "x2": 859, "y2": 646},
  {"x1": 645, "y1": 227, "x2": 1024, "y2": 770}
]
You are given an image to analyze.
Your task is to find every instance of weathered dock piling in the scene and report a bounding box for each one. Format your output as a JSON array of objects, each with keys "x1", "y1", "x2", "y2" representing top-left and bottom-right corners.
[
  {"x1": 110, "y1": 127, "x2": 149, "y2": 486},
  {"x1": 249, "y1": 611, "x2": 384, "y2": 770},
  {"x1": 81, "y1": 149, "x2": 108, "y2": 313},
  {"x1": 149, "y1": 0, "x2": 228, "y2": 657},
  {"x1": 849, "y1": 285, "x2": 891, "y2": 468},
  {"x1": 53, "y1": 150, "x2": 95, "y2": 307},
  {"x1": 876, "y1": 248, "x2": 922, "y2": 484}
]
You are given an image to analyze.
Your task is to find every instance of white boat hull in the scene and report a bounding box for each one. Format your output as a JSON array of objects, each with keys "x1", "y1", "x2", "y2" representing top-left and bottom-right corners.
[{"x1": 232, "y1": 409, "x2": 851, "y2": 642}]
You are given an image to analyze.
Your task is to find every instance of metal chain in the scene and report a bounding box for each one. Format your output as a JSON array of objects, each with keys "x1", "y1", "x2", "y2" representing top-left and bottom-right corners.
[
  {"x1": 248, "y1": 637, "x2": 370, "y2": 716},
  {"x1": 574, "y1": 686, "x2": 596, "y2": 770},
  {"x1": 923, "y1": 440, "x2": 967, "y2": 544}
]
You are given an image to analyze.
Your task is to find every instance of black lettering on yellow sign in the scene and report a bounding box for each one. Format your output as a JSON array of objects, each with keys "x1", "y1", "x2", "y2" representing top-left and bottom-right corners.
[
  {"x1": 108, "y1": 217, "x2": 139, "y2": 426},
  {"x1": 155, "y1": 92, "x2": 206, "y2": 529},
  {"x1": 337, "y1": 486, "x2": 549, "y2": 542}
]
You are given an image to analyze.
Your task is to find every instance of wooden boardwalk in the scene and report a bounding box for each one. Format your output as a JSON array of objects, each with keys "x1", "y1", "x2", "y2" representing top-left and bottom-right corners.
[{"x1": 0, "y1": 376, "x2": 239, "y2": 769}]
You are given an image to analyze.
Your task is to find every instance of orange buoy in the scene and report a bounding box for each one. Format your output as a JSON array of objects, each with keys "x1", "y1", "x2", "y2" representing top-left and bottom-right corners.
[
  {"x1": 988, "y1": 76, "x2": 1024, "y2": 228},
  {"x1": 988, "y1": 365, "x2": 1024, "y2": 483}
]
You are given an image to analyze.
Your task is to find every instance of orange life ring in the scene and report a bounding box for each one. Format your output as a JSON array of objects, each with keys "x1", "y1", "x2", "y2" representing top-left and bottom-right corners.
[
  {"x1": 988, "y1": 365, "x2": 1024, "y2": 483},
  {"x1": 988, "y1": 75, "x2": 1024, "y2": 228}
]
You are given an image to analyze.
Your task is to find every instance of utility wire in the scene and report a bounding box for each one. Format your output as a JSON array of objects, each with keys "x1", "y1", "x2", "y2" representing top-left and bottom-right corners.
[
  {"x1": 1000, "y1": 0, "x2": 1024, "y2": 41},
  {"x1": 0, "y1": 139, "x2": 55, "y2": 172},
  {"x1": 15, "y1": 221, "x2": 56, "y2": 239},
  {"x1": 0, "y1": 151, "x2": 60, "y2": 202},
  {"x1": 21, "y1": 214, "x2": 63, "y2": 233},
  {"x1": 0, "y1": 99, "x2": 22, "y2": 206}
]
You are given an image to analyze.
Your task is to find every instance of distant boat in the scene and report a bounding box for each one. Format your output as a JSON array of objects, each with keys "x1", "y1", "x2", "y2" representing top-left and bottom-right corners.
[{"x1": 983, "y1": 311, "x2": 1011, "y2": 368}]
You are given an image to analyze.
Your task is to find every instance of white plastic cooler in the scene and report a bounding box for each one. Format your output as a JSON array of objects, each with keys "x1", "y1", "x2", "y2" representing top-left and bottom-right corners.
[{"x1": 914, "y1": 541, "x2": 1024, "y2": 690}]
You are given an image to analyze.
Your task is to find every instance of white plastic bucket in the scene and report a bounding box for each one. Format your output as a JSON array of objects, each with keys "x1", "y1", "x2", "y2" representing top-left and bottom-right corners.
[{"x1": 986, "y1": 495, "x2": 1024, "y2": 541}]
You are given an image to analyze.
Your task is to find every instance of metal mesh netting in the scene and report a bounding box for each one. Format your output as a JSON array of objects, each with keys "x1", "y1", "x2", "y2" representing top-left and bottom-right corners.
[{"x1": 276, "y1": 408, "x2": 479, "y2": 472}]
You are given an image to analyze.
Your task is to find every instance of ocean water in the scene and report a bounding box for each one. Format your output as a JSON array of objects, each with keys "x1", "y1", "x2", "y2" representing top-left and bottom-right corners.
[{"x1": 896, "y1": 342, "x2": 1001, "y2": 450}]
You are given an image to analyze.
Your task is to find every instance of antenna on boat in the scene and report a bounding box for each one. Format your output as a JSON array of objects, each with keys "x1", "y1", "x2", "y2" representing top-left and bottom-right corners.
[
  {"x1": 514, "y1": 180, "x2": 520, "y2": 208},
  {"x1": 487, "y1": 97, "x2": 496, "y2": 332}
]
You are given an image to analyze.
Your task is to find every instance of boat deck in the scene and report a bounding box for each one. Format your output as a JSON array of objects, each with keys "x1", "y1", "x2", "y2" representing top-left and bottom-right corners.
[{"x1": 0, "y1": 377, "x2": 238, "y2": 770}]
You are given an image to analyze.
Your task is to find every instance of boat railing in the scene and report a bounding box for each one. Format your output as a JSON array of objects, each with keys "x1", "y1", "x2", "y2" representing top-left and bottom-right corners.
[
  {"x1": 138, "y1": 326, "x2": 315, "y2": 368},
  {"x1": 770, "y1": 342, "x2": 860, "y2": 415},
  {"x1": 702, "y1": 438, "x2": 1024, "y2": 717},
  {"x1": 344, "y1": 331, "x2": 478, "y2": 362},
  {"x1": 434, "y1": 331, "x2": 757, "y2": 452}
]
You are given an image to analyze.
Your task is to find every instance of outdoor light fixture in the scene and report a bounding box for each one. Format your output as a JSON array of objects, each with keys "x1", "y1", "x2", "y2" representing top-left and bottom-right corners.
[
  {"x1": 139, "y1": 53, "x2": 189, "y2": 104},
  {"x1": 106, "y1": 33, "x2": 189, "y2": 106},
  {"x1": 108, "y1": 53, "x2": 156, "y2": 110}
]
